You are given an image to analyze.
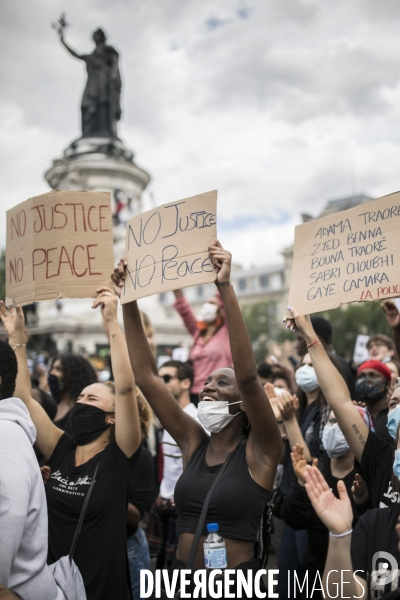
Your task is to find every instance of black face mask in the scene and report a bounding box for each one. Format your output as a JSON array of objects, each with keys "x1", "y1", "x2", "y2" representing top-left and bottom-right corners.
[
  {"x1": 355, "y1": 377, "x2": 387, "y2": 404},
  {"x1": 48, "y1": 373, "x2": 63, "y2": 404},
  {"x1": 70, "y1": 403, "x2": 112, "y2": 445}
]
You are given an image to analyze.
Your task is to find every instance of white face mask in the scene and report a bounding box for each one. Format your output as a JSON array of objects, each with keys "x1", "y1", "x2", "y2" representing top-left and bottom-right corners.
[
  {"x1": 322, "y1": 423, "x2": 350, "y2": 458},
  {"x1": 295, "y1": 365, "x2": 319, "y2": 393},
  {"x1": 274, "y1": 387, "x2": 285, "y2": 396},
  {"x1": 197, "y1": 400, "x2": 242, "y2": 433},
  {"x1": 198, "y1": 302, "x2": 218, "y2": 324}
]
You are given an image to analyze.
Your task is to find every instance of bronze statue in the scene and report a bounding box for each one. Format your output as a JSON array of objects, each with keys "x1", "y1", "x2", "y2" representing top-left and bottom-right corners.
[{"x1": 53, "y1": 15, "x2": 121, "y2": 138}]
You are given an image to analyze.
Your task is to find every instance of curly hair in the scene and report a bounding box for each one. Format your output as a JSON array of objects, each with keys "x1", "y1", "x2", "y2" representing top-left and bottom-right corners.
[
  {"x1": 136, "y1": 386, "x2": 153, "y2": 438},
  {"x1": 0, "y1": 341, "x2": 18, "y2": 400},
  {"x1": 53, "y1": 354, "x2": 97, "y2": 401},
  {"x1": 104, "y1": 382, "x2": 153, "y2": 438}
]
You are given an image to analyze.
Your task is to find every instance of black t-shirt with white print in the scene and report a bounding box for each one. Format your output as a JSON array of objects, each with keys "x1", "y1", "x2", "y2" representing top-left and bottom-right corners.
[
  {"x1": 46, "y1": 433, "x2": 140, "y2": 600},
  {"x1": 360, "y1": 430, "x2": 399, "y2": 509},
  {"x1": 351, "y1": 505, "x2": 400, "y2": 598}
]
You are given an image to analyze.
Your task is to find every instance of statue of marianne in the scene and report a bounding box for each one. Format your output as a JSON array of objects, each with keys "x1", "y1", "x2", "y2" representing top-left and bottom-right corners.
[{"x1": 58, "y1": 27, "x2": 122, "y2": 138}]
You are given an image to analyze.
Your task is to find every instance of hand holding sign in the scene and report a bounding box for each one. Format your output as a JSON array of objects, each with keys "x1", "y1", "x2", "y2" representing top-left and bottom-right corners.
[
  {"x1": 0, "y1": 300, "x2": 26, "y2": 344},
  {"x1": 283, "y1": 307, "x2": 317, "y2": 347},
  {"x1": 381, "y1": 299, "x2": 400, "y2": 329},
  {"x1": 111, "y1": 259, "x2": 127, "y2": 297},
  {"x1": 93, "y1": 287, "x2": 119, "y2": 322},
  {"x1": 209, "y1": 240, "x2": 231, "y2": 285}
]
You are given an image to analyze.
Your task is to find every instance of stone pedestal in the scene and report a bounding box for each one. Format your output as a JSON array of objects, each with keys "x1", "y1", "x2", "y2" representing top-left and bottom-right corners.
[
  {"x1": 33, "y1": 136, "x2": 190, "y2": 355},
  {"x1": 45, "y1": 136, "x2": 150, "y2": 257}
]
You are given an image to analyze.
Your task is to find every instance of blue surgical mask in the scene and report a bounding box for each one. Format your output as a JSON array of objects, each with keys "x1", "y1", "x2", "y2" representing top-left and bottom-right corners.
[
  {"x1": 322, "y1": 423, "x2": 350, "y2": 458},
  {"x1": 295, "y1": 365, "x2": 319, "y2": 393},
  {"x1": 387, "y1": 405, "x2": 400, "y2": 440},
  {"x1": 393, "y1": 449, "x2": 400, "y2": 480}
]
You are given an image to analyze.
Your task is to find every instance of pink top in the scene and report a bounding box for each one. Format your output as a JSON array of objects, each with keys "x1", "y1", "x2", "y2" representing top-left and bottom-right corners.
[{"x1": 173, "y1": 295, "x2": 233, "y2": 394}]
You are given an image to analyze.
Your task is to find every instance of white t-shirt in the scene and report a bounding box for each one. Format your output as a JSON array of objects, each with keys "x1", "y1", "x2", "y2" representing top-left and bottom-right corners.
[{"x1": 159, "y1": 402, "x2": 198, "y2": 500}]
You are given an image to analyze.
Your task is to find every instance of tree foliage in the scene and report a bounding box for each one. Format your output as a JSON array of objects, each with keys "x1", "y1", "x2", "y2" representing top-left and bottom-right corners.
[
  {"x1": 314, "y1": 301, "x2": 392, "y2": 360},
  {"x1": 242, "y1": 300, "x2": 278, "y2": 362},
  {"x1": 243, "y1": 297, "x2": 394, "y2": 362}
]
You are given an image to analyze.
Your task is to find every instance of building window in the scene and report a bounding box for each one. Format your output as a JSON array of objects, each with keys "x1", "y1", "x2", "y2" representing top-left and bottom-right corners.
[
  {"x1": 270, "y1": 274, "x2": 282, "y2": 290},
  {"x1": 260, "y1": 274, "x2": 269, "y2": 288},
  {"x1": 238, "y1": 278, "x2": 247, "y2": 291},
  {"x1": 197, "y1": 286, "x2": 204, "y2": 298}
]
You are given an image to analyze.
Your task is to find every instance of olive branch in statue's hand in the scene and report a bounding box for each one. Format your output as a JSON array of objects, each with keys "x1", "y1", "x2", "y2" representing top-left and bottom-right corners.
[{"x1": 51, "y1": 12, "x2": 69, "y2": 38}]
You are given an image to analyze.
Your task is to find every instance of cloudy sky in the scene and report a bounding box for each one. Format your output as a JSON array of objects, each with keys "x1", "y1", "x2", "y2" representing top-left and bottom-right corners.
[{"x1": 2, "y1": 0, "x2": 400, "y2": 267}]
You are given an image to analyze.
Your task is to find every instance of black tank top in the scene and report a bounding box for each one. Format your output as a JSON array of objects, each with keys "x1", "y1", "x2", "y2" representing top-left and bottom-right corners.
[{"x1": 174, "y1": 438, "x2": 271, "y2": 542}]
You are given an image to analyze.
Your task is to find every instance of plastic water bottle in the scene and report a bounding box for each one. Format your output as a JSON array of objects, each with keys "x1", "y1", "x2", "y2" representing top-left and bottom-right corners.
[{"x1": 204, "y1": 523, "x2": 227, "y2": 570}]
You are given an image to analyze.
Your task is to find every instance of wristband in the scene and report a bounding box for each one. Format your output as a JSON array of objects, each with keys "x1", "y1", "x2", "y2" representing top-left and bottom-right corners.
[
  {"x1": 329, "y1": 529, "x2": 352, "y2": 538},
  {"x1": 215, "y1": 281, "x2": 230, "y2": 287},
  {"x1": 307, "y1": 339, "x2": 321, "y2": 349},
  {"x1": 10, "y1": 343, "x2": 26, "y2": 349}
]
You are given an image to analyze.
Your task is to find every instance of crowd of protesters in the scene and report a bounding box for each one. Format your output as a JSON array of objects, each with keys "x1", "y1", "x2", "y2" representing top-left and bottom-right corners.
[{"x1": 1, "y1": 243, "x2": 400, "y2": 600}]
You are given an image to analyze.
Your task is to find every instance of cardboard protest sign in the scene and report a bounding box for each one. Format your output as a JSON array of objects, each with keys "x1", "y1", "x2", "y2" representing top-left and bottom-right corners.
[
  {"x1": 121, "y1": 191, "x2": 217, "y2": 303},
  {"x1": 288, "y1": 191, "x2": 400, "y2": 314},
  {"x1": 6, "y1": 190, "x2": 114, "y2": 306}
]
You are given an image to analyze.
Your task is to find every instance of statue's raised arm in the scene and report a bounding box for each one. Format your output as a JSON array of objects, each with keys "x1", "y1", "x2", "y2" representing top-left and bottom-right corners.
[
  {"x1": 52, "y1": 15, "x2": 122, "y2": 138},
  {"x1": 59, "y1": 34, "x2": 84, "y2": 60}
]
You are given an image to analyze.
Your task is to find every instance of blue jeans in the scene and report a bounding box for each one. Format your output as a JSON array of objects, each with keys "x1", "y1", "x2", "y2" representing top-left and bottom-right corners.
[{"x1": 127, "y1": 527, "x2": 150, "y2": 599}]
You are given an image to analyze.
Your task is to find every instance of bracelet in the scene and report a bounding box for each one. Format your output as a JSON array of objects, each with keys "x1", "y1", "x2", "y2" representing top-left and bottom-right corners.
[
  {"x1": 215, "y1": 281, "x2": 230, "y2": 287},
  {"x1": 10, "y1": 343, "x2": 26, "y2": 349},
  {"x1": 307, "y1": 339, "x2": 321, "y2": 349},
  {"x1": 329, "y1": 529, "x2": 353, "y2": 538}
]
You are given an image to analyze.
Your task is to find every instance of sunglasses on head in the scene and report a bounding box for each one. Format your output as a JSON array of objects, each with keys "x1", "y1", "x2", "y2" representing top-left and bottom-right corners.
[{"x1": 160, "y1": 374, "x2": 179, "y2": 383}]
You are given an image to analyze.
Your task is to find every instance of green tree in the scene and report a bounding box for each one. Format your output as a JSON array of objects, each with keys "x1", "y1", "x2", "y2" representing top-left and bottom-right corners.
[
  {"x1": 242, "y1": 300, "x2": 277, "y2": 362},
  {"x1": 314, "y1": 301, "x2": 392, "y2": 360},
  {"x1": 243, "y1": 297, "x2": 394, "y2": 363}
]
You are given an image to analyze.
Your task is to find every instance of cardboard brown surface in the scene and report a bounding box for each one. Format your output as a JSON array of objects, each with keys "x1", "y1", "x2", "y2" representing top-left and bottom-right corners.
[
  {"x1": 288, "y1": 191, "x2": 400, "y2": 314},
  {"x1": 6, "y1": 190, "x2": 114, "y2": 306},
  {"x1": 121, "y1": 191, "x2": 217, "y2": 303}
]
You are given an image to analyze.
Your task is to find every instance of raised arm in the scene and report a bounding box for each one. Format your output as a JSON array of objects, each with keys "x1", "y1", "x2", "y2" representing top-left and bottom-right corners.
[
  {"x1": 304, "y1": 466, "x2": 367, "y2": 600},
  {"x1": 275, "y1": 391, "x2": 312, "y2": 461},
  {"x1": 93, "y1": 288, "x2": 140, "y2": 458},
  {"x1": 0, "y1": 302, "x2": 63, "y2": 460},
  {"x1": 112, "y1": 264, "x2": 207, "y2": 462},
  {"x1": 172, "y1": 289, "x2": 198, "y2": 337},
  {"x1": 286, "y1": 308, "x2": 369, "y2": 464},
  {"x1": 60, "y1": 35, "x2": 84, "y2": 60},
  {"x1": 209, "y1": 242, "x2": 282, "y2": 488}
]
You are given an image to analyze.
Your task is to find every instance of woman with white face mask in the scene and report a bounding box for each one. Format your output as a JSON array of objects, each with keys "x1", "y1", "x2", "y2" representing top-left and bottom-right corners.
[
  {"x1": 272, "y1": 352, "x2": 335, "y2": 598},
  {"x1": 276, "y1": 407, "x2": 373, "y2": 592},
  {"x1": 284, "y1": 307, "x2": 400, "y2": 598},
  {"x1": 112, "y1": 241, "x2": 282, "y2": 598},
  {"x1": 171, "y1": 286, "x2": 232, "y2": 405}
]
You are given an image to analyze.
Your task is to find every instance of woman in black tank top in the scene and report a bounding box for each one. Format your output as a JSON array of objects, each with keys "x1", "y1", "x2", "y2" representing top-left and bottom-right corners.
[{"x1": 114, "y1": 242, "x2": 282, "y2": 594}]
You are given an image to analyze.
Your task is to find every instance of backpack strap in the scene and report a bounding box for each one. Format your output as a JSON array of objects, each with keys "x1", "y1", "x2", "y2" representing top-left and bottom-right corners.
[{"x1": 69, "y1": 461, "x2": 100, "y2": 563}]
